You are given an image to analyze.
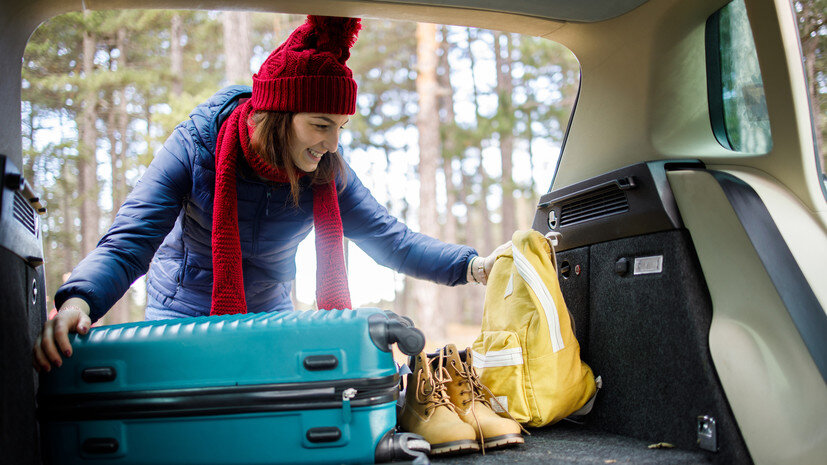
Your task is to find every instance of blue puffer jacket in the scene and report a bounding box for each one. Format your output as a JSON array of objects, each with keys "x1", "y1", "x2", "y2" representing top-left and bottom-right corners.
[{"x1": 55, "y1": 86, "x2": 477, "y2": 322}]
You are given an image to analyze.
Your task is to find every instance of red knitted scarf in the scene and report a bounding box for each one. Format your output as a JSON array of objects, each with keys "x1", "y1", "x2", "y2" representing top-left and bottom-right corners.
[{"x1": 210, "y1": 100, "x2": 352, "y2": 315}]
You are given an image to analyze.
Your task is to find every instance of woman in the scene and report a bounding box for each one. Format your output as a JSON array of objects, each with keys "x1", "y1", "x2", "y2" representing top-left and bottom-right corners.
[{"x1": 33, "y1": 15, "x2": 502, "y2": 372}]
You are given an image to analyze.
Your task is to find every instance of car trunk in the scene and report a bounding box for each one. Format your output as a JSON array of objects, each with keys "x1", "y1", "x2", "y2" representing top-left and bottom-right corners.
[
  {"x1": 0, "y1": 146, "x2": 755, "y2": 465},
  {"x1": 432, "y1": 422, "x2": 714, "y2": 464},
  {"x1": 432, "y1": 161, "x2": 753, "y2": 464}
]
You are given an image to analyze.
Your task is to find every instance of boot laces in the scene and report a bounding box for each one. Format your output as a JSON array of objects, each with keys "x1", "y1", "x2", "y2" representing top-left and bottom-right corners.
[
  {"x1": 457, "y1": 361, "x2": 489, "y2": 406},
  {"x1": 444, "y1": 351, "x2": 494, "y2": 454},
  {"x1": 415, "y1": 357, "x2": 455, "y2": 417}
]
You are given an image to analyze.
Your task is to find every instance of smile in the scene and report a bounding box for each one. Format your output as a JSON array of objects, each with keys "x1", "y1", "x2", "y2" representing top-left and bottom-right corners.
[{"x1": 307, "y1": 148, "x2": 324, "y2": 161}]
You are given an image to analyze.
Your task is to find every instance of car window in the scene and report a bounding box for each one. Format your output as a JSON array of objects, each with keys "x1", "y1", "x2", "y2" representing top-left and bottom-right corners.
[
  {"x1": 793, "y1": 1, "x2": 827, "y2": 194},
  {"x1": 706, "y1": 0, "x2": 773, "y2": 154},
  {"x1": 21, "y1": 11, "x2": 577, "y2": 343}
]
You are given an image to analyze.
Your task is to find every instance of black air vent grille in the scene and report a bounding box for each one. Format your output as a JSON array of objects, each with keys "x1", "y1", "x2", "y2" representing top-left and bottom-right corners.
[
  {"x1": 559, "y1": 184, "x2": 629, "y2": 227},
  {"x1": 13, "y1": 191, "x2": 38, "y2": 236}
]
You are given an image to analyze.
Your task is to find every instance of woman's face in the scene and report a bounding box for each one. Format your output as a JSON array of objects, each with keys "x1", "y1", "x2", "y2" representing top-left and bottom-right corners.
[{"x1": 289, "y1": 113, "x2": 349, "y2": 172}]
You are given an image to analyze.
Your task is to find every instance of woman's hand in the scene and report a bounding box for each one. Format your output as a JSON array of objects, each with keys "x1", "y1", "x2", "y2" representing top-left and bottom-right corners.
[
  {"x1": 468, "y1": 241, "x2": 512, "y2": 285},
  {"x1": 33, "y1": 297, "x2": 92, "y2": 372}
]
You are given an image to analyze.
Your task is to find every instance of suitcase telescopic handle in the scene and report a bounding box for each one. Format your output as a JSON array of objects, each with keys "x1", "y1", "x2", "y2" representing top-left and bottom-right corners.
[{"x1": 383, "y1": 310, "x2": 415, "y2": 327}]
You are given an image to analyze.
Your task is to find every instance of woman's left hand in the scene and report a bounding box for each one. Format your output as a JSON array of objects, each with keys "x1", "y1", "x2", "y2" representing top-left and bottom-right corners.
[{"x1": 469, "y1": 241, "x2": 512, "y2": 285}]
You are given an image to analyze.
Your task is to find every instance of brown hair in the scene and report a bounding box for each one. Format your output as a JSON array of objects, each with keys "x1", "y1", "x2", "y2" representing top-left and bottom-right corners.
[{"x1": 249, "y1": 111, "x2": 346, "y2": 205}]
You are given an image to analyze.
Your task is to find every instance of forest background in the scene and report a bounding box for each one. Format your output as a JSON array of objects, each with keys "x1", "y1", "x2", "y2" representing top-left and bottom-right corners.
[{"x1": 21, "y1": 2, "x2": 826, "y2": 346}]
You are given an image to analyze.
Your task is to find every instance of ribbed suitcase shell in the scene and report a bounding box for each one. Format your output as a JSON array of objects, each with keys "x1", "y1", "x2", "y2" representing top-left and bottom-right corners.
[{"x1": 39, "y1": 308, "x2": 404, "y2": 464}]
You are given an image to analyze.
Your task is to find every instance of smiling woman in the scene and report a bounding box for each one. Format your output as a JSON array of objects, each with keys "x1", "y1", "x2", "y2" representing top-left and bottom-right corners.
[
  {"x1": 288, "y1": 113, "x2": 349, "y2": 173},
  {"x1": 248, "y1": 110, "x2": 349, "y2": 204},
  {"x1": 20, "y1": 10, "x2": 577, "y2": 330},
  {"x1": 32, "y1": 14, "x2": 508, "y2": 373}
]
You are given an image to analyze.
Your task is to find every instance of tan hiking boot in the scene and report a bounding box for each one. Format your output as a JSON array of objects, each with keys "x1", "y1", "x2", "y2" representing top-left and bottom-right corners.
[
  {"x1": 441, "y1": 344, "x2": 525, "y2": 451},
  {"x1": 398, "y1": 351, "x2": 480, "y2": 455}
]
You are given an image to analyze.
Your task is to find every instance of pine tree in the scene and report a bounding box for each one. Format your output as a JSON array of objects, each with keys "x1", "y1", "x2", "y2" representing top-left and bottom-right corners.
[{"x1": 414, "y1": 22, "x2": 442, "y2": 339}]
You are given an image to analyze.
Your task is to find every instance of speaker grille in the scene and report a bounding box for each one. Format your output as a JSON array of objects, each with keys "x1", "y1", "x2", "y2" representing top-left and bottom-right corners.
[
  {"x1": 560, "y1": 184, "x2": 629, "y2": 227},
  {"x1": 12, "y1": 191, "x2": 37, "y2": 236}
]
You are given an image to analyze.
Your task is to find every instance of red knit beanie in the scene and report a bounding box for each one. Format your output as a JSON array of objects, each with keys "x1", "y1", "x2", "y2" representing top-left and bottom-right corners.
[{"x1": 251, "y1": 15, "x2": 361, "y2": 115}]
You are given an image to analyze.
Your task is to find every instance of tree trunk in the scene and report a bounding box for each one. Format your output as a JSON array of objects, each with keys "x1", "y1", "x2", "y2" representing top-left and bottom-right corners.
[
  {"x1": 496, "y1": 32, "x2": 516, "y2": 244},
  {"x1": 466, "y1": 28, "x2": 489, "y2": 321},
  {"x1": 79, "y1": 24, "x2": 100, "y2": 259},
  {"x1": 105, "y1": 28, "x2": 132, "y2": 325},
  {"x1": 437, "y1": 25, "x2": 462, "y2": 328},
  {"x1": 60, "y1": 153, "x2": 76, "y2": 279},
  {"x1": 413, "y1": 22, "x2": 442, "y2": 339},
  {"x1": 438, "y1": 25, "x2": 458, "y2": 248},
  {"x1": 171, "y1": 13, "x2": 183, "y2": 96},
  {"x1": 222, "y1": 11, "x2": 252, "y2": 85},
  {"x1": 113, "y1": 28, "x2": 129, "y2": 223}
]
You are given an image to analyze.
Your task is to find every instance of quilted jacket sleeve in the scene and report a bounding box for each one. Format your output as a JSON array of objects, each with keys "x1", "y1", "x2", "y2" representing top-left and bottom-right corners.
[
  {"x1": 338, "y1": 165, "x2": 477, "y2": 286},
  {"x1": 54, "y1": 126, "x2": 195, "y2": 322}
]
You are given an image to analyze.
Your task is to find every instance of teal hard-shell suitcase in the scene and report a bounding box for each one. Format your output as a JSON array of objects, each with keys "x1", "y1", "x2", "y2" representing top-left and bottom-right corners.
[{"x1": 38, "y1": 308, "x2": 425, "y2": 464}]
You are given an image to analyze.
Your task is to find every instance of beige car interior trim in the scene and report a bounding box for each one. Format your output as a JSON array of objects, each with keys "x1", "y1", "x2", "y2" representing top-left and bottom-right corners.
[
  {"x1": 668, "y1": 169, "x2": 827, "y2": 465},
  {"x1": 549, "y1": 0, "x2": 826, "y2": 217},
  {"x1": 713, "y1": 166, "x2": 827, "y2": 308},
  {"x1": 549, "y1": 0, "x2": 730, "y2": 190}
]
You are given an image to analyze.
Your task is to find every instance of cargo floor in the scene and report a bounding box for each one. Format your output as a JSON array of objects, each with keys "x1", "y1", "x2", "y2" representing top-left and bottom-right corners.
[{"x1": 430, "y1": 422, "x2": 712, "y2": 464}]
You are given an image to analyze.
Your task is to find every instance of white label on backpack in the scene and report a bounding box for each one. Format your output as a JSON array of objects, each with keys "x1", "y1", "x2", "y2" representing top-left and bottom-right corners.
[
  {"x1": 492, "y1": 396, "x2": 508, "y2": 413},
  {"x1": 634, "y1": 255, "x2": 663, "y2": 275},
  {"x1": 512, "y1": 245, "x2": 565, "y2": 353},
  {"x1": 504, "y1": 272, "x2": 514, "y2": 298}
]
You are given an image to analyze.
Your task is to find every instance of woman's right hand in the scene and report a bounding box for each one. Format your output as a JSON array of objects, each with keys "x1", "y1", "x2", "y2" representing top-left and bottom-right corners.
[{"x1": 33, "y1": 297, "x2": 92, "y2": 372}]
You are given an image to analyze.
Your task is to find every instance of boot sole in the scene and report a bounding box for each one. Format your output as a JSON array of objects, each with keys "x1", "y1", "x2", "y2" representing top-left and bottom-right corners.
[
  {"x1": 429, "y1": 439, "x2": 481, "y2": 456},
  {"x1": 483, "y1": 433, "x2": 525, "y2": 450}
]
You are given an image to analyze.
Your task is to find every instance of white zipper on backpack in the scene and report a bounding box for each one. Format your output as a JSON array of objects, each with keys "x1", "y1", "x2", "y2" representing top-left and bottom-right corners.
[{"x1": 512, "y1": 245, "x2": 565, "y2": 353}]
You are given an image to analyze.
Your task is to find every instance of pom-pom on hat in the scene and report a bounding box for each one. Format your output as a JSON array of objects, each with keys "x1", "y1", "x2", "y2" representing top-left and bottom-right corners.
[{"x1": 251, "y1": 15, "x2": 361, "y2": 115}]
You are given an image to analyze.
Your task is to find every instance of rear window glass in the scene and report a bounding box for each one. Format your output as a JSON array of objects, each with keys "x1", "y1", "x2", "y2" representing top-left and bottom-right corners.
[
  {"x1": 793, "y1": 0, "x2": 827, "y2": 192},
  {"x1": 706, "y1": 0, "x2": 773, "y2": 154},
  {"x1": 22, "y1": 11, "x2": 577, "y2": 343}
]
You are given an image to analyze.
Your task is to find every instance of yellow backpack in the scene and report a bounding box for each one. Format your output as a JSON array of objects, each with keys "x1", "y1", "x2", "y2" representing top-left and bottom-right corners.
[{"x1": 471, "y1": 229, "x2": 597, "y2": 427}]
